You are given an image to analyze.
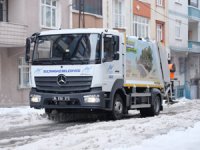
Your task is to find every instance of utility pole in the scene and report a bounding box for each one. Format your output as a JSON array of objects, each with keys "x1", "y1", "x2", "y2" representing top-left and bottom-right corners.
[{"x1": 78, "y1": 0, "x2": 85, "y2": 28}]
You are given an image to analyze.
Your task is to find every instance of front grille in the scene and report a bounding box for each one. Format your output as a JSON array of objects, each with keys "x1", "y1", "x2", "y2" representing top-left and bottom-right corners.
[{"x1": 35, "y1": 76, "x2": 92, "y2": 93}]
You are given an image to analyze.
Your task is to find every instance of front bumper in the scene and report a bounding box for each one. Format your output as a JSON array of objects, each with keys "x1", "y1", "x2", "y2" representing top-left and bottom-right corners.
[{"x1": 30, "y1": 88, "x2": 109, "y2": 110}]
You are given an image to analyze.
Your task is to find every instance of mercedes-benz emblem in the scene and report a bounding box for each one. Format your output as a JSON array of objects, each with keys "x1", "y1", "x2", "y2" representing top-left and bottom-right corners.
[{"x1": 57, "y1": 74, "x2": 67, "y2": 86}]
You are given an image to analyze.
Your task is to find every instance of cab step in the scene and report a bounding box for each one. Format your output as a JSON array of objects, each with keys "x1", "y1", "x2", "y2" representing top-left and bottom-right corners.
[
  {"x1": 131, "y1": 93, "x2": 151, "y2": 97},
  {"x1": 130, "y1": 104, "x2": 151, "y2": 109}
]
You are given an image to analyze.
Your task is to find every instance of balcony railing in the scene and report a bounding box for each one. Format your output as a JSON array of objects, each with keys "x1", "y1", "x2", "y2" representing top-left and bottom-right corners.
[
  {"x1": 188, "y1": 41, "x2": 200, "y2": 52},
  {"x1": 188, "y1": 6, "x2": 200, "y2": 20},
  {"x1": 0, "y1": 22, "x2": 28, "y2": 47}
]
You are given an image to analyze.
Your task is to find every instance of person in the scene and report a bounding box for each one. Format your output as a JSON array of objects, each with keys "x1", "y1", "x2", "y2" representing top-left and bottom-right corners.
[{"x1": 168, "y1": 60, "x2": 176, "y2": 104}]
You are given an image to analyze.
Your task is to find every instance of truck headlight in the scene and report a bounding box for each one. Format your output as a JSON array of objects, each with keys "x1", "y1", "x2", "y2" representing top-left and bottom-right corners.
[
  {"x1": 84, "y1": 95, "x2": 100, "y2": 103},
  {"x1": 30, "y1": 95, "x2": 41, "y2": 103}
]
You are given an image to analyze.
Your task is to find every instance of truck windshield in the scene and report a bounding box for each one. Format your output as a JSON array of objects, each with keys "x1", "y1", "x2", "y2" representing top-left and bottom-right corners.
[{"x1": 32, "y1": 33, "x2": 101, "y2": 65}]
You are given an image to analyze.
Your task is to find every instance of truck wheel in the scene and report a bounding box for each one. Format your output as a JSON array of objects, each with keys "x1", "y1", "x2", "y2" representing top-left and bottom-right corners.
[
  {"x1": 140, "y1": 94, "x2": 161, "y2": 117},
  {"x1": 111, "y1": 93, "x2": 124, "y2": 120},
  {"x1": 152, "y1": 95, "x2": 161, "y2": 115}
]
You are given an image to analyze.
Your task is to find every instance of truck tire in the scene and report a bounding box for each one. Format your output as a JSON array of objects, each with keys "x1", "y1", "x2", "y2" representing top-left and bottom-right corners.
[
  {"x1": 111, "y1": 93, "x2": 124, "y2": 120},
  {"x1": 140, "y1": 94, "x2": 161, "y2": 117}
]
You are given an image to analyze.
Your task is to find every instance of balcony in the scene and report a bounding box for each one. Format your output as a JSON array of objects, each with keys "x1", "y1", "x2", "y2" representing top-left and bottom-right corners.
[
  {"x1": 188, "y1": 6, "x2": 200, "y2": 21},
  {"x1": 188, "y1": 41, "x2": 200, "y2": 52},
  {"x1": 0, "y1": 22, "x2": 28, "y2": 47}
]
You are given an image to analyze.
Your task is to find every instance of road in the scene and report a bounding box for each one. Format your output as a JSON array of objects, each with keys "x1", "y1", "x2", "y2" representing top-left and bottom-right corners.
[
  {"x1": 0, "y1": 123, "x2": 79, "y2": 148},
  {"x1": 0, "y1": 113, "x2": 140, "y2": 148},
  {"x1": 0, "y1": 100, "x2": 200, "y2": 149}
]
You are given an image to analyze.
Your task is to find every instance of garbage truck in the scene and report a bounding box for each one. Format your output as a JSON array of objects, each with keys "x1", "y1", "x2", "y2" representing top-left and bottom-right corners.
[{"x1": 25, "y1": 28, "x2": 170, "y2": 120}]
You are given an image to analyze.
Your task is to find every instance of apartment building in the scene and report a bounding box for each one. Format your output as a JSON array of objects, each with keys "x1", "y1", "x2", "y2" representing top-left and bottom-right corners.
[
  {"x1": 103, "y1": 0, "x2": 133, "y2": 35},
  {"x1": 167, "y1": 0, "x2": 200, "y2": 99},
  {"x1": 187, "y1": 0, "x2": 200, "y2": 99},
  {"x1": 132, "y1": 0, "x2": 168, "y2": 46},
  {"x1": 71, "y1": 0, "x2": 133, "y2": 32},
  {"x1": 72, "y1": 0, "x2": 103, "y2": 28},
  {"x1": 1, "y1": 0, "x2": 128, "y2": 106},
  {"x1": 152, "y1": 0, "x2": 168, "y2": 46},
  {"x1": 0, "y1": 0, "x2": 70, "y2": 106},
  {"x1": 168, "y1": 0, "x2": 188, "y2": 98},
  {"x1": 132, "y1": 0, "x2": 151, "y2": 38},
  {"x1": 2, "y1": 0, "x2": 199, "y2": 106}
]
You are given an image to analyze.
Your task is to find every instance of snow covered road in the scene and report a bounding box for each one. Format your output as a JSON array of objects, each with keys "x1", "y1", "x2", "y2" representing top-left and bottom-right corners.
[{"x1": 1, "y1": 99, "x2": 200, "y2": 150}]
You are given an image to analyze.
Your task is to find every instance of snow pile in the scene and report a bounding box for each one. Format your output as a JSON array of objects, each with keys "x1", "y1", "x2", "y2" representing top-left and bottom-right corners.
[
  {"x1": 0, "y1": 107, "x2": 51, "y2": 131},
  {"x1": 176, "y1": 97, "x2": 191, "y2": 101},
  {"x1": 8, "y1": 100, "x2": 200, "y2": 150},
  {"x1": 127, "y1": 122, "x2": 200, "y2": 150}
]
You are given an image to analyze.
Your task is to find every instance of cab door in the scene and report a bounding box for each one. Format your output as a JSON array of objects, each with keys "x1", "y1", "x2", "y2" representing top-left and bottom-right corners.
[{"x1": 102, "y1": 34, "x2": 123, "y2": 92}]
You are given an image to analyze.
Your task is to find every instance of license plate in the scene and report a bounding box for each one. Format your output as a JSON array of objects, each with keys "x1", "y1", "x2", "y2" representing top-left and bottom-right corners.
[{"x1": 52, "y1": 96, "x2": 70, "y2": 102}]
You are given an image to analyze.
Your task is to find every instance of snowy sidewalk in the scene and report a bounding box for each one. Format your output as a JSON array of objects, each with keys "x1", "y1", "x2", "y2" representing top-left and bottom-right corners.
[{"x1": 0, "y1": 107, "x2": 51, "y2": 131}]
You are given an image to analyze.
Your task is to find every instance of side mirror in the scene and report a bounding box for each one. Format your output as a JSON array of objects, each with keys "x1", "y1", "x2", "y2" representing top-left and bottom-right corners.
[
  {"x1": 25, "y1": 38, "x2": 31, "y2": 63},
  {"x1": 113, "y1": 53, "x2": 119, "y2": 60}
]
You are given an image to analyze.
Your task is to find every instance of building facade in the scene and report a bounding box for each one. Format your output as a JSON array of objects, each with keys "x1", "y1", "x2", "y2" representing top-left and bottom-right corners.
[
  {"x1": 168, "y1": 0, "x2": 188, "y2": 98},
  {"x1": 168, "y1": 0, "x2": 200, "y2": 99},
  {"x1": 0, "y1": 0, "x2": 70, "y2": 106},
  {"x1": 103, "y1": 0, "x2": 133, "y2": 35},
  {"x1": 187, "y1": 0, "x2": 200, "y2": 99},
  {"x1": 132, "y1": 0, "x2": 168, "y2": 46},
  {"x1": 151, "y1": 0, "x2": 168, "y2": 46},
  {"x1": 71, "y1": 0, "x2": 103, "y2": 28},
  {"x1": 132, "y1": 0, "x2": 151, "y2": 38},
  {"x1": 1, "y1": 0, "x2": 200, "y2": 106},
  {"x1": 0, "y1": 0, "x2": 129, "y2": 106},
  {"x1": 70, "y1": 0, "x2": 133, "y2": 33}
]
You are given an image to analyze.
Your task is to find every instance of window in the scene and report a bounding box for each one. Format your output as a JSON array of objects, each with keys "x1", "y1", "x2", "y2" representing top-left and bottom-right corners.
[
  {"x1": 104, "y1": 35, "x2": 119, "y2": 62},
  {"x1": 41, "y1": 0, "x2": 58, "y2": 28},
  {"x1": 0, "y1": 0, "x2": 8, "y2": 22},
  {"x1": 133, "y1": 15, "x2": 150, "y2": 38},
  {"x1": 175, "y1": 20, "x2": 181, "y2": 38},
  {"x1": 18, "y1": 57, "x2": 30, "y2": 89},
  {"x1": 189, "y1": 0, "x2": 198, "y2": 7},
  {"x1": 0, "y1": 3, "x2": 3, "y2": 21},
  {"x1": 72, "y1": 0, "x2": 102, "y2": 16},
  {"x1": 156, "y1": 22, "x2": 164, "y2": 43},
  {"x1": 156, "y1": 0, "x2": 164, "y2": 7},
  {"x1": 112, "y1": 0, "x2": 125, "y2": 28}
]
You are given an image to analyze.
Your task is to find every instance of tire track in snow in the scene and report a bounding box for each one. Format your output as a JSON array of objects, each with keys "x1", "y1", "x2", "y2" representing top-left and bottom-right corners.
[{"x1": 1, "y1": 100, "x2": 200, "y2": 149}]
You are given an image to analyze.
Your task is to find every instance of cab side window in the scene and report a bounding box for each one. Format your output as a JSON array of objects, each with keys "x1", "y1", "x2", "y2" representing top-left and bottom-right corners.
[{"x1": 104, "y1": 35, "x2": 119, "y2": 62}]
